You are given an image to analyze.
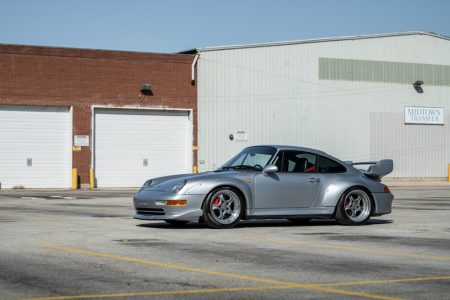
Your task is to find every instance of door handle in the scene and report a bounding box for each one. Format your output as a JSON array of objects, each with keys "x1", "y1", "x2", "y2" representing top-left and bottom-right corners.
[{"x1": 309, "y1": 178, "x2": 320, "y2": 183}]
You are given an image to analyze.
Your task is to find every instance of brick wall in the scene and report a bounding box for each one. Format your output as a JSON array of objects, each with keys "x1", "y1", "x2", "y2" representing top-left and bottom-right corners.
[{"x1": 0, "y1": 44, "x2": 197, "y2": 186}]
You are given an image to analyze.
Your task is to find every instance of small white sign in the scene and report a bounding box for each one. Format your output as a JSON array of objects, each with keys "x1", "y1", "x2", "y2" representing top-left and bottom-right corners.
[
  {"x1": 404, "y1": 106, "x2": 444, "y2": 125},
  {"x1": 74, "y1": 135, "x2": 90, "y2": 147},
  {"x1": 235, "y1": 131, "x2": 248, "y2": 141}
]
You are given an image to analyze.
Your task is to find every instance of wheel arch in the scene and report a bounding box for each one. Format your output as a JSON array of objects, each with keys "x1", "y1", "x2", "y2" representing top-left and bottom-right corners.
[
  {"x1": 201, "y1": 184, "x2": 249, "y2": 217},
  {"x1": 331, "y1": 185, "x2": 376, "y2": 217},
  {"x1": 321, "y1": 179, "x2": 375, "y2": 208}
]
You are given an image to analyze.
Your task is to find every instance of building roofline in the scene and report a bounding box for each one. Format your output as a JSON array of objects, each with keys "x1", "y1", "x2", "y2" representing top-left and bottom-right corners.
[
  {"x1": 0, "y1": 42, "x2": 195, "y2": 62},
  {"x1": 191, "y1": 31, "x2": 450, "y2": 53}
]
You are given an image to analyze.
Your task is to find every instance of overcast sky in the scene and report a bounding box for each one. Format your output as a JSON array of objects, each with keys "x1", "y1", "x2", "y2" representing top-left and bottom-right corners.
[{"x1": 1, "y1": 0, "x2": 449, "y2": 53}]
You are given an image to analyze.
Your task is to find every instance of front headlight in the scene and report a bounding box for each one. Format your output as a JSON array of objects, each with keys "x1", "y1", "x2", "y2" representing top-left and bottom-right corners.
[
  {"x1": 171, "y1": 180, "x2": 187, "y2": 193},
  {"x1": 138, "y1": 179, "x2": 153, "y2": 192}
]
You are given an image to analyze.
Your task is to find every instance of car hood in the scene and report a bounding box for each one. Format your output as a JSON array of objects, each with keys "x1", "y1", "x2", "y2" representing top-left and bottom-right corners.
[{"x1": 142, "y1": 170, "x2": 250, "y2": 192}]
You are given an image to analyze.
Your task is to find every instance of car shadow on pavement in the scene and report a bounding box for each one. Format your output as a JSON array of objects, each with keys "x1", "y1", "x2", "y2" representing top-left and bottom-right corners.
[{"x1": 136, "y1": 218, "x2": 393, "y2": 230}]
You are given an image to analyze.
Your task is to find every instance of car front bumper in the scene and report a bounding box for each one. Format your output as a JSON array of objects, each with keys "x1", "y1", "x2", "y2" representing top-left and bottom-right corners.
[{"x1": 133, "y1": 190, "x2": 205, "y2": 221}]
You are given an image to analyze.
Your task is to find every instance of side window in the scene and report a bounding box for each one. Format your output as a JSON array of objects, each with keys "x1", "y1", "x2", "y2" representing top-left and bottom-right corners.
[
  {"x1": 318, "y1": 156, "x2": 347, "y2": 173},
  {"x1": 280, "y1": 151, "x2": 317, "y2": 173}
]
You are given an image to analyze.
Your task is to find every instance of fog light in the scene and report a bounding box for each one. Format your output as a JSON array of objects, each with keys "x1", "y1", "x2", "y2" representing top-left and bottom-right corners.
[
  {"x1": 155, "y1": 201, "x2": 166, "y2": 206},
  {"x1": 167, "y1": 200, "x2": 187, "y2": 206},
  {"x1": 384, "y1": 187, "x2": 391, "y2": 193}
]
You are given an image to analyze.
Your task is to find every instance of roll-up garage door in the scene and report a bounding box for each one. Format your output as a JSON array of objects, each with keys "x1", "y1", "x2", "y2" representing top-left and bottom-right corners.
[
  {"x1": 0, "y1": 106, "x2": 71, "y2": 189},
  {"x1": 94, "y1": 109, "x2": 191, "y2": 187}
]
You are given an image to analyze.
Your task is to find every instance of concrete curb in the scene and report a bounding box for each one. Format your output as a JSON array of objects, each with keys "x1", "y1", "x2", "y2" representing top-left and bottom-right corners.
[{"x1": 383, "y1": 180, "x2": 450, "y2": 187}]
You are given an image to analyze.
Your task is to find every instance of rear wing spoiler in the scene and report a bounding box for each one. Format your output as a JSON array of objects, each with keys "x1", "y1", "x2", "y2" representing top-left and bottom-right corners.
[{"x1": 344, "y1": 160, "x2": 393, "y2": 179}]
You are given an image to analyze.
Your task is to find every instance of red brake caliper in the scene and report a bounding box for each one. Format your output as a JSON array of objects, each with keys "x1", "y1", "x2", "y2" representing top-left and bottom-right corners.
[
  {"x1": 344, "y1": 197, "x2": 350, "y2": 207},
  {"x1": 213, "y1": 197, "x2": 220, "y2": 206}
]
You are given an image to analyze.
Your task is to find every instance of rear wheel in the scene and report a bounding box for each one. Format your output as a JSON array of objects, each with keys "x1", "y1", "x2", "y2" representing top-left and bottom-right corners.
[
  {"x1": 336, "y1": 188, "x2": 372, "y2": 225},
  {"x1": 203, "y1": 187, "x2": 243, "y2": 229},
  {"x1": 164, "y1": 220, "x2": 189, "y2": 226}
]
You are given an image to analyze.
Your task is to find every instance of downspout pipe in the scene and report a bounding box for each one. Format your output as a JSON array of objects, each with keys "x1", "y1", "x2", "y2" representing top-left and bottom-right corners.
[{"x1": 191, "y1": 54, "x2": 199, "y2": 84}]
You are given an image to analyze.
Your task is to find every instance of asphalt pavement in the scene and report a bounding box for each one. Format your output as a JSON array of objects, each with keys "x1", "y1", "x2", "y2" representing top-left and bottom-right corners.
[{"x1": 1, "y1": 186, "x2": 450, "y2": 300}]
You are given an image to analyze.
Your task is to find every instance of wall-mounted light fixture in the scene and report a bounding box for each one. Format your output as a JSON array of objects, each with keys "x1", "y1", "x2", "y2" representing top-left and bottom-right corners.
[
  {"x1": 413, "y1": 80, "x2": 424, "y2": 93},
  {"x1": 140, "y1": 83, "x2": 153, "y2": 96}
]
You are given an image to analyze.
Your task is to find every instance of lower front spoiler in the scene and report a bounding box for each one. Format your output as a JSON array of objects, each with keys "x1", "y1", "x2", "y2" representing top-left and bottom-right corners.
[
  {"x1": 133, "y1": 191, "x2": 205, "y2": 221},
  {"x1": 134, "y1": 208, "x2": 203, "y2": 221}
]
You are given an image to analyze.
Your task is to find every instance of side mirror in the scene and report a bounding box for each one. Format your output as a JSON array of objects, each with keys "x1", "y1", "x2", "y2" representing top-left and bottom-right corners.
[{"x1": 262, "y1": 164, "x2": 278, "y2": 176}]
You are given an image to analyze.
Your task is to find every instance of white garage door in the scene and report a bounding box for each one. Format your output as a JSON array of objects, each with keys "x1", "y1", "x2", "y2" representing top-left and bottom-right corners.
[
  {"x1": 94, "y1": 109, "x2": 191, "y2": 187},
  {"x1": 0, "y1": 106, "x2": 71, "y2": 189}
]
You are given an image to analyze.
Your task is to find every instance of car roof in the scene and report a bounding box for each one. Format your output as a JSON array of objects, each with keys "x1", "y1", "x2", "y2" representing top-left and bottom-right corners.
[
  {"x1": 248, "y1": 145, "x2": 328, "y2": 156},
  {"x1": 243, "y1": 145, "x2": 354, "y2": 172}
]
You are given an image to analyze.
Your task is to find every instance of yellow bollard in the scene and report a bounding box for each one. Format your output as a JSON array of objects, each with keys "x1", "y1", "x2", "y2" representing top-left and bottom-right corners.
[
  {"x1": 90, "y1": 168, "x2": 95, "y2": 189},
  {"x1": 71, "y1": 168, "x2": 78, "y2": 190},
  {"x1": 448, "y1": 164, "x2": 450, "y2": 182}
]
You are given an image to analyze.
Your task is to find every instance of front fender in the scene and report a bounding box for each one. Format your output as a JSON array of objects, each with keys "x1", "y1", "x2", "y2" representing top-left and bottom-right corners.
[{"x1": 185, "y1": 177, "x2": 253, "y2": 210}]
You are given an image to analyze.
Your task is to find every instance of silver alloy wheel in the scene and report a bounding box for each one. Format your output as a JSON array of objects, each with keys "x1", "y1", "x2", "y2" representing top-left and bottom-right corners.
[
  {"x1": 209, "y1": 190, "x2": 241, "y2": 225},
  {"x1": 343, "y1": 189, "x2": 371, "y2": 223}
]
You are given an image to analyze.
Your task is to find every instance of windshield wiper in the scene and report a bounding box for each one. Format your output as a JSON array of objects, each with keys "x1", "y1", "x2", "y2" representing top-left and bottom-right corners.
[{"x1": 220, "y1": 166, "x2": 234, "y2": 171}]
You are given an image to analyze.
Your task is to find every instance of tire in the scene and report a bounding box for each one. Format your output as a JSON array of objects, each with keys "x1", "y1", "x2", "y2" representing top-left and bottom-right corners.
[
  {"x1": 164, "y1": 220, "x2": 189, "y2": 226},
  {"x1": 203, "y1": 187, "x2": 244, "y2": 229},
  {"x1": 335, "y1": 187, "x2": 373, "y2": 225},
  {"x1": 287, "y1": 218, "x2": 311, "y2": 225}
]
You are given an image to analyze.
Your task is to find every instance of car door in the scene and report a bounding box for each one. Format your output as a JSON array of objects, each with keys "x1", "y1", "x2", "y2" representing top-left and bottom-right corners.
[{"x1": 254, "y1": 150, "x2": 321, "y2": 209}]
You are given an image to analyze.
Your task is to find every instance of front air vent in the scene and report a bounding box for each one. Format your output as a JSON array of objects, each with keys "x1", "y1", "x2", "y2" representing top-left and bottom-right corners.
[{"x1": 136, "y1": 208, "x2": 165, "y2": 216}]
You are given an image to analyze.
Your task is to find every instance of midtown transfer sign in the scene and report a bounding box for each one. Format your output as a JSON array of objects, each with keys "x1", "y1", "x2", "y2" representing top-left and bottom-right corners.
[{"x1": 404, "y1": 106, "x2": 444, "y2": 125}]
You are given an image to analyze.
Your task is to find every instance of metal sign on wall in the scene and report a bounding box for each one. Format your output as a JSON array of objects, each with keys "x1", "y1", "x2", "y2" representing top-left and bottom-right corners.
[
  {"x1": 235, "y1": 131, "x2": 248, "y2": 141},
  {"x1": 404, "y1": 106, "x2": 444, "y2": 125},
  {"x1": 74, "y1": 135, "x2": 90, "y2": 146}
]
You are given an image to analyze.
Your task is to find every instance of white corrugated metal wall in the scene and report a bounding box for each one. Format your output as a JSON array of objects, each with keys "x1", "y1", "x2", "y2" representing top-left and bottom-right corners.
[{"x1": 197, "y1": 33, "x2": 450, "y2": 178}]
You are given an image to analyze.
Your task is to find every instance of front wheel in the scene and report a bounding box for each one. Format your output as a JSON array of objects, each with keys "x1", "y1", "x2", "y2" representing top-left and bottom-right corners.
[
  {"x1": 203, "y1": 187, "x2": 243, "y2": 229},
  {"x1": 335, "y1": 188, "x2": 373, "y2": 225}
]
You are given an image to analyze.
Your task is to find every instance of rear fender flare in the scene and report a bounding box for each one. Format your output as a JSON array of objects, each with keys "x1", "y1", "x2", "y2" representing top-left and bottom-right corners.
[{"x1": 320, "y1": 179, "x2": 375, "y2": 209}]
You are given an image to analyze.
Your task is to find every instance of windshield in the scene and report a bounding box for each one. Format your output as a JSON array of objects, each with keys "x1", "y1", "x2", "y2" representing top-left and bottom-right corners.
[{"x1": 220, "y1": 146, "x2": 277, "y2": 171}]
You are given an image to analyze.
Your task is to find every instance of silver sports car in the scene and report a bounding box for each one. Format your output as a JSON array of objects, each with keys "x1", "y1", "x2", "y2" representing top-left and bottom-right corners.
[{"x1": 134, "y1": 145, "x2": 394, "y2": 229}]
